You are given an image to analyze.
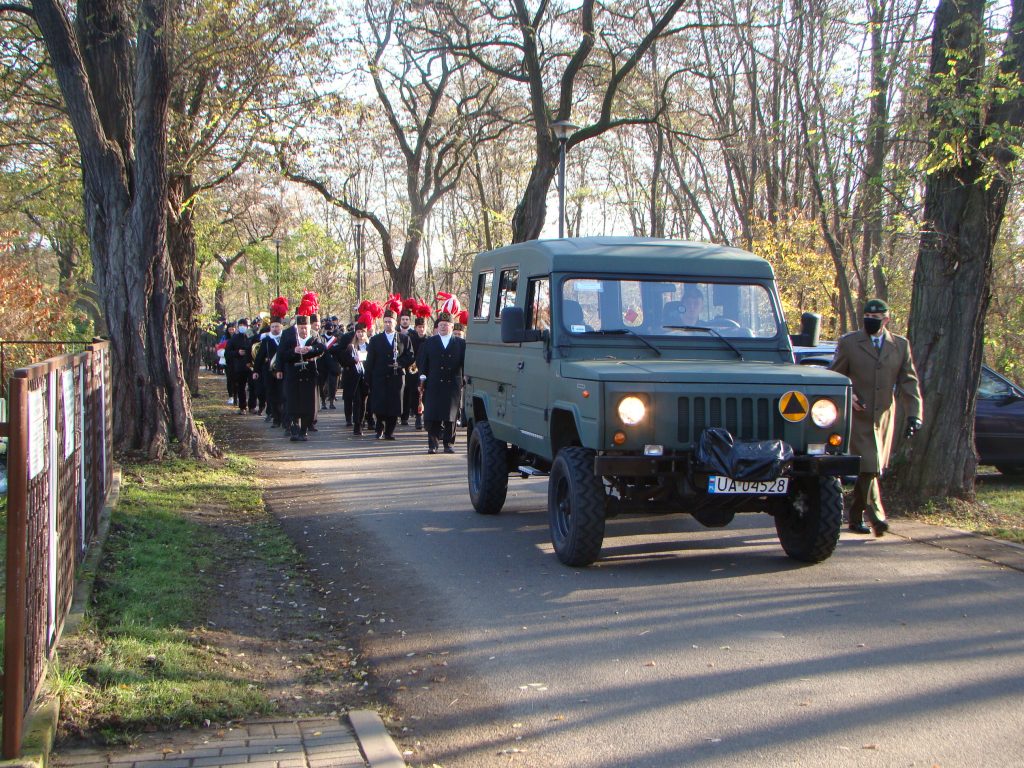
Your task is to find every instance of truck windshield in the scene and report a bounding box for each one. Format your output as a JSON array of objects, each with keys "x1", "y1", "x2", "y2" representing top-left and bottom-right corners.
[{"x1": 561, "y1": 278, "x2": 780, "y2": 339}]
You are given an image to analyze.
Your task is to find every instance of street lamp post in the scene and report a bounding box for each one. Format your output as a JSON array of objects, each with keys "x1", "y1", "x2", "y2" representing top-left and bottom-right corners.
[
  {"x1": 273, "y1": 238, "x2": 281, "y2": 298},
  {"x1": 355, "y1": 218, "x2": 365, "y2": 308},
  {"x1": 550, "y1": 120, "x2": 579, "y2": 238}
]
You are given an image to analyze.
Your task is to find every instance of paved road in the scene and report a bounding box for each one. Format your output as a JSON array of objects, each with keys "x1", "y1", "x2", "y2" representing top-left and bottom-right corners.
[{"x1": 242, "y1": 409, "x2": 1024, "y2": 768}]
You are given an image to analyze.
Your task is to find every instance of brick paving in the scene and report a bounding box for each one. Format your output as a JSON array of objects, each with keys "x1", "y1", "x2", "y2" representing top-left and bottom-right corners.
[{"x1": 52, "y1": 716, "x2": 371, "y2": 768}]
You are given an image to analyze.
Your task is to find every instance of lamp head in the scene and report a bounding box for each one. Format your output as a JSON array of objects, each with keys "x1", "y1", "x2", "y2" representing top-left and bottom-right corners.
[{"x1": 550, "y1": 120, "x2": 579, "y2": 141}]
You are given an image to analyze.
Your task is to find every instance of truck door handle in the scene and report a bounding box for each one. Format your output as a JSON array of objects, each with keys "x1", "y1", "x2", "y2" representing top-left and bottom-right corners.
[
  {"x1": 517, "y1": 361, "x2": 525, "y2": 370},
  {"x1": 497, "y1": 384, "x2": 504, "y2": 393}
]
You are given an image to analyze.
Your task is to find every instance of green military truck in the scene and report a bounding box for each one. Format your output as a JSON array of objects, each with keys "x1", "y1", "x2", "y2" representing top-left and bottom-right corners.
[{"x1": 463, "y1": 237, "x2": 858, "y2": 567}]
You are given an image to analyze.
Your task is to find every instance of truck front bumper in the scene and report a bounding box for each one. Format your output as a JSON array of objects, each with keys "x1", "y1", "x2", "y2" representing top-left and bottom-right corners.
[{"x1": 593, "y1": 453, "x2": 860, "y2": 478}]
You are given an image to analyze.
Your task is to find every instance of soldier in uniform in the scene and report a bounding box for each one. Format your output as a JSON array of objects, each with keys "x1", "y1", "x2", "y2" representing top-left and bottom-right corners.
[
  {"x1": 278, "y1": 310, "x2": 326, "y2": 441},
  {"x1": 336, "y1": 319, "x2": 357, "y2": 426},
  {"x1": 253, "y1": 297, "x2": 288, "y2": 428},
  {"x1": 365, "y1": 309, "x2": 415, "y2": 439},
  {"x1": 226, "y1": 317, "x2": 254, "y2": 413},
  {"x1": 403, "y1": 313, "x2": 428, "y2": 429},
  {"x1": 830, "y1": 298, "x2": 923, "y2": 536},
  {"x1": 341, "y1": 321, "x2": 372, "y2": 434},
  {"x1": 254, "y1": 315, "x2": 286, "y2": 427},
  {"x1": 416, "y1": 311, "x2": 466, "y2": 454},
  {"x1": 319, "y1": 322, "x2": 343, "y2": 410}
]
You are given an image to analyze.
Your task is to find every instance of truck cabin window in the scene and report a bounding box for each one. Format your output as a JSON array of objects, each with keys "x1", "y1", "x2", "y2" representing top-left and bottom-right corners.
[
  {"x1": 496, "y1": 268, "x2": 519, "y2": 319},
  {"x1": 527, "y1": 276, "x2": 551, "y2": 332},
  {"x1": 560, "y1": 278, "x2": 780, "y2": 339},
  {"x1": 474, "y1": 271, "x2": 494, "y2": 319}
]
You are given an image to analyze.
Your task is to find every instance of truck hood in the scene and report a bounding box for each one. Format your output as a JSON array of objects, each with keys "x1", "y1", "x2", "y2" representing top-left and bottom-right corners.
[{"x1": 559, "y1": 359, "x2": 850, "y2": 387}]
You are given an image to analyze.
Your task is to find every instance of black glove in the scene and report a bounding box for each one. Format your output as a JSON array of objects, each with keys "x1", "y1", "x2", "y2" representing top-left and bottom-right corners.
[{"x1": 904, "y1": 417, "x2": 922, "y2": 439}]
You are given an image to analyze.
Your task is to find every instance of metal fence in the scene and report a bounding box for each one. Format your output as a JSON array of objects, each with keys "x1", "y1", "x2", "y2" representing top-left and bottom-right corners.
[{"x1": 0, "y1": 340, "x2": 113, "y2": 758}]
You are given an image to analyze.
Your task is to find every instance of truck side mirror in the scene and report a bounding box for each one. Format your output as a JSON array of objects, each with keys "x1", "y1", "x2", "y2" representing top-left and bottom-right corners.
[
  {"x1": 789, "y1": 312, "x2": 821, "y2": 347},
  {"x1": 500, "y1": 307, "x2": 542, "y2": 343}
]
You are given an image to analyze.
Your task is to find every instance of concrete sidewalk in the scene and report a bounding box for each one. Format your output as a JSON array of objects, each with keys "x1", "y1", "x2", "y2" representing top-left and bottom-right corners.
[{"x1": 53, "y1": 712, "x2": 405, "y2": 768}]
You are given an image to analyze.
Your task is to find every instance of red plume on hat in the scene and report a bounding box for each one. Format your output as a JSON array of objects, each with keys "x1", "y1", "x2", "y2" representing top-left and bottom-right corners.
[
  {"x1": 402, "y1": 297, "x2": 418, "y2": 313},
  {"x1": 384, "y1": 293, "x2": 403, "y2": 314},
  {"x1": 269, "y1": 296, "x2": 289, "y2": 320},
  {"x1": 357, "y1": 299, "x2": 383, "y2": 319},
  {"x1": 458, "y1": 309, "x2": 469, "y2": 325},
  {"x1": 436, "y1": 291, "x2": 461, "y2": 316},
  {"x1": 357, "y1": 311, "x2": 374, "y2": 329},
  {"x1": 297, "y1": 291, "x2": 319, "y2": 317},
  {"x1": 414, "y1": 299, "x2": 433, "y2": 319}
]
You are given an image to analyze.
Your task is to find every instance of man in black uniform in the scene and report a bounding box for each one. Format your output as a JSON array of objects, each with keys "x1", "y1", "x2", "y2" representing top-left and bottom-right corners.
[
  {"x1": 365, "y1": 309, "x2": 415, "y2": 440},
  {"x1": 406, "y1": 316, "x2": 429, "y2": 429},
  {"x1": 336, "y1": 319, "x2": 357, "y2": 425},
  {"x1": 319, "y1": 319, "x2": 342, "y2": 410},
  {"x1": 226, "y1": 317, "x2": 254, "y2": 413},
  {"x1": 399, "y1": 310, "x2": 420, "y2": 426},
  {"x1": 254, "y1": 315, "x2": 286, "y2": 427},
  {"x1": 341, "y1": 321, "x2": 371, "y2": 434},
  {"x1": 416, "y1": 311, "x2": 466, "y2": 454},
  {"x1": 278, "y1": 313, "x2": 326, "y2": 441}
]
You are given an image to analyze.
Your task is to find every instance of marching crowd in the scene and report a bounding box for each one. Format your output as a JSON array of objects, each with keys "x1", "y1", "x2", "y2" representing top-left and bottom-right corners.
[{"x1": 209, "y1": 291, "x2": 467, "y2": 453}]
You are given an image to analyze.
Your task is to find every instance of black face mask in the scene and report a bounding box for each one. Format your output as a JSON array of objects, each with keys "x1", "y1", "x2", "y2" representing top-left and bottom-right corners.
[{"x1": 863, "y1": 317, "x2": 883, "y2": 335}]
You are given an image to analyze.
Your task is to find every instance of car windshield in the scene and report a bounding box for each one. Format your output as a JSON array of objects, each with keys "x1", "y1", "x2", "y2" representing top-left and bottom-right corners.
[{"x1": 560, "y1": 278, "x2": 780, "y2": 339}]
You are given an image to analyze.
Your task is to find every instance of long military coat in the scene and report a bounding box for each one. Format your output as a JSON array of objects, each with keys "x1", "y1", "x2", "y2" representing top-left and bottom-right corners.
[
  {"x1": 830, "y1": 328, "x2": 923, "y2": 474},
  {"x1": 278, "y1": 331, "x2": 326, "y2": 420},
  {"x1": 416, "y1": 334, "x2": 466, "y2": 422},
  {"x1": 365, "y1": 331, "x2": 415, "y2": 417}
]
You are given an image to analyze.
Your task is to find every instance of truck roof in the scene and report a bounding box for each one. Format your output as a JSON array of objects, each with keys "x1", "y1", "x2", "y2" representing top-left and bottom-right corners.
[{"x1": 475, "y1": 237, "x2": 775, "y2": 279}]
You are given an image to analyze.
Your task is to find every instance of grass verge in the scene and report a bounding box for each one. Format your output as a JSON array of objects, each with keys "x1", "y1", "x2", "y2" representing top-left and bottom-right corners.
[
  {"x1": 54, "y1": 455, "x2": 292, "y2": 744},
  {"x1": 899, "y1": 470, "x2": 1024, "y2": 544}
]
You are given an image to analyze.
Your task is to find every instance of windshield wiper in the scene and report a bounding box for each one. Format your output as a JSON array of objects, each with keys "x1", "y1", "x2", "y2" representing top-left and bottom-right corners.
[
  {"x1": 586, "y1": 328, "x2": 662, "y2": 357},
  {"x1": 664, "y1": 325, "x2": 745, "y2": 361}
]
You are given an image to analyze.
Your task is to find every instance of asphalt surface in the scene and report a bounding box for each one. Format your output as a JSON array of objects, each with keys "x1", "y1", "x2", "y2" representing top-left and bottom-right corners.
[{"x1": 241, "y1": 406, "x2": 1024, "y2": 768}]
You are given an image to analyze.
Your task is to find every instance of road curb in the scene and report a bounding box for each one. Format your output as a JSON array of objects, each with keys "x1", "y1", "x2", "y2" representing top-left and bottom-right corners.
[
  {"x1": 893, "y1": 518, "x2": 1024, "y2": 572},
  {"x1": 348, "y1": 711, "x2": 407, "y2": 768}
]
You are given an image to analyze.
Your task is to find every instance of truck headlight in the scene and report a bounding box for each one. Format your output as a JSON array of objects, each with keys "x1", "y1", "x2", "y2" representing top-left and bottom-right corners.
[
  {"x1": 810, "y1": 399, "x2": 838, "y2": 428},
  {"x1": 618, "y1": 396, "x2": 646, "y2": 425}
]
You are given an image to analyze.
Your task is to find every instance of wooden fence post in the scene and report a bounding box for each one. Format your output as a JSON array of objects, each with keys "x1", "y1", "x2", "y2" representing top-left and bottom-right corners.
[{"x1": 3, "y1": 376, "x2": 29, "y2": 758}]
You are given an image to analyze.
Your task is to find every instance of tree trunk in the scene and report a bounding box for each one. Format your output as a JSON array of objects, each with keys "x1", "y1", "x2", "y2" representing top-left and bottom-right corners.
[
  {"x1": 895, "y1": 0, "x2": 1024, "y2": 499},
  {"x1": 214, "y1": 261, "x2": 234, "y2": 320},
  {"x1": 511, "y1": 148, "x2": 557, "y2": 243},
  {"x1": 168, "y1": 174, "x2": 203, "y2": 395},
  {"x1": 32, "y1": 0, "x2": 215, "y2": 459}
]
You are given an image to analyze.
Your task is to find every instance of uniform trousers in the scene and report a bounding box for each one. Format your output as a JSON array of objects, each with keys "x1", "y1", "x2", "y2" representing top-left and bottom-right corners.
[
  {"x1": 849, "y1": 472, "x2": 886, "y2": 527},
  {"x1": 351, "y1": 380, "x2": 368, "y2": 433},
  {"x1": 232, "y1": 370, "x2": 251, "y2": 410},
  {"x1": 426, "y1": 420, "x2": 455, "y2": 450},
  {"x1": 402, "y1": 374, "x2": 419, "y2": 422}
]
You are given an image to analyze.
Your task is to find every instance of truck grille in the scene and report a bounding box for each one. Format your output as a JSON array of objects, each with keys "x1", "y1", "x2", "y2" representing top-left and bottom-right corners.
[{"x1": 677, "y1": 396, "x2": 785, "y2": 444}]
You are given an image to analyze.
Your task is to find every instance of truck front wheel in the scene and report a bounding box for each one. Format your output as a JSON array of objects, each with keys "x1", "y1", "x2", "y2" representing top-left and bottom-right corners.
[
  {"x1": 774, "y1": 476, "x2": 842, "y2": 563},
  {"x1": 548, "y1": 447, "x2": 606, "y2": 566},
  {"x1": 468, "y1": 421, "x2": 509, "y2": 515}
]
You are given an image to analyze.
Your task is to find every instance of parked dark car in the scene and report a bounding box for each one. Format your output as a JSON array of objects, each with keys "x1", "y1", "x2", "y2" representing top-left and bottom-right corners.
[{"x1": 792, "y1": 341, "x2": 1024, "y2": 476}]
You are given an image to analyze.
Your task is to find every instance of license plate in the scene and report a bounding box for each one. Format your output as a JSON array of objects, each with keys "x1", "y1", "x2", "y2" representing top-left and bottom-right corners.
[{"x1": 707, "y1": 476, "x2": 789, "y2": 495}]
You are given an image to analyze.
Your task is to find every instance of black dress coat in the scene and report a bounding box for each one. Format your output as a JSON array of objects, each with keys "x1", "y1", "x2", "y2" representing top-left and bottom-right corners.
[
  {"x1": 278, "y1": 331, "x2": 326, "y2": 419},
  {"x1": 365, "y1": 331, "x2": 415, "y2": 417},
  {"x1": 416, "y1": 334, "x2": 466, "y2": 422},
  {"x1": 253, "y1": 333, "x2": 284, "y2": 400},
  {"x1": 226, "y1": 330, "x2": 254, "y2": 374}
]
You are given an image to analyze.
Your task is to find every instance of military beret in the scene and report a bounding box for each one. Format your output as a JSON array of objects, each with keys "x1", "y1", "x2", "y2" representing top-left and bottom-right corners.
[{"x1": 863, "y1": 298, "x2": 889, "y2": 314}]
